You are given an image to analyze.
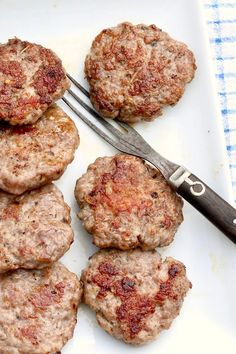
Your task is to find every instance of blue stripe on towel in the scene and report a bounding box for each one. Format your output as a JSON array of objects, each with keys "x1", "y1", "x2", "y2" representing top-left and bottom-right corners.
[{"x1": 204, "y1": 0, "x2": 236, "y2": 202}]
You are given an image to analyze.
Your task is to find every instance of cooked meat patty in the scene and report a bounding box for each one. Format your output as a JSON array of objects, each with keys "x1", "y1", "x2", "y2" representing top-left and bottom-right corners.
[
  {"x1": 0, "y1": 38, "x2": 70, "y2": 125},
  {"x1": 82, "y1": 249, "x2": 191, "y2": 345},
  {"x1": 0, "y1": 262, "x2": 83, "y2": 354},
  {"x1": 85, "y1": 22, "x2": 196, "y2": 123},
  {"x1": 75, "y1": 154, "x2": 183, "y2": 250},
  {"x1": 0, "y1": 184, "x2": 73, "y2": 273},
  {"x1": 0, "y1": 104, "x2": 79, "y2": 195}
]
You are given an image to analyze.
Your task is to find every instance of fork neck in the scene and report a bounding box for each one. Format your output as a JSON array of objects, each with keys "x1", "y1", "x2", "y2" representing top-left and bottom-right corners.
[{"x1": 147, "y1": 151, "x2": 180, "y2": 182}]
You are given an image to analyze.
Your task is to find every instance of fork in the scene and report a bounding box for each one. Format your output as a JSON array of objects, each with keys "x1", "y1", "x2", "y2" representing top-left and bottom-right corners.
[{"x1": 62, "y1": 73, "x2": 236, "y2": 244}]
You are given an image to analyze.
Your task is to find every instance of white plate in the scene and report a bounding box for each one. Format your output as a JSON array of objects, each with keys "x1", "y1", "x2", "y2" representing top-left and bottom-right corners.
[{"x1": 1, "y1": 1, "x2": 236, "y2": 353}]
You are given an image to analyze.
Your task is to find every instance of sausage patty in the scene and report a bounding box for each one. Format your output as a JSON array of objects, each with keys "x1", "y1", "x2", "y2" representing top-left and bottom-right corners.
[
  {"x1": 0, "y1": 262, "x2": 83, "y2": 354},
  {"x1": 75, "y1": 154, "x2": 183, "y2": 250},
  {"x1": 0, "y1": 104, "x2": 79, "y2": 195},
  {"x1": 0, "y1": 184, "x2": 73, "y2": 273},
  {"x1": 85, "y1": 22, "x2": 196, "y2": 123},
  {"x1": 0, "y1": 38, "x2": 70, "y2": 125},
  {"x1": 82, "y1": 249, "x2": 191, "y2": 345}
]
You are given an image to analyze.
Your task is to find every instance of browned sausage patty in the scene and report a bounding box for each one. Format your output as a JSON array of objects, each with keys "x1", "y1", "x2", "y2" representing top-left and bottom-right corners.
[
  {"x1": 0, "y1": 262, "x2": 83, "y2": 354},
  {"x1": 0, "y1": 184, "x2": 73, "y2": 273},
  {"x1": 75, "y1": 154, "x2": 183, "y2": 250},
  {"x1": 0, "y1": 38, "x2": 70, "y2": 125},
  {"x1": 85, "y1": 22, "x2": 196, "y2": 123},
  {"x1": 82, "y1": 249, "x2": 191, "y2": 345},
  {"x1": 0, "y1": 104, "x2": 79, "y2": 195}
]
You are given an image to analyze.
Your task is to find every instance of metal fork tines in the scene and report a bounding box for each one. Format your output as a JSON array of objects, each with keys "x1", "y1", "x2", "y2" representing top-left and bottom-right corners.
[
  {"x1": 62, "y1": 74, "x2": 179, "y2": 180},
  {"x1": 62, "y1": 74, "x2": 236, "y2": 243}
]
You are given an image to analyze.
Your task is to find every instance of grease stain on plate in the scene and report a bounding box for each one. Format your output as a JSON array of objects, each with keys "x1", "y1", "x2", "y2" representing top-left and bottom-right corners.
[{"x1": 209, "y1": 252, "x2": 226, "y2": 277}]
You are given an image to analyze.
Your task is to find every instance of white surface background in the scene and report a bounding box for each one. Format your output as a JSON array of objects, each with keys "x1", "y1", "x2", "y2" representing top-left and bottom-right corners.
[
  {"x1": 0, "y1": 1, "x2": 236, "y2": 353},
  {"x1": 203, "y1": 0, "x2": 236, "y2": 203}
]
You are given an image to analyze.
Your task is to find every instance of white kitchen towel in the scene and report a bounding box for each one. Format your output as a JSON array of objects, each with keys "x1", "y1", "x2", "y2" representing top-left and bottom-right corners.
[{"x1": 204, "y1": 0, "x2": 236, "y2": 203}]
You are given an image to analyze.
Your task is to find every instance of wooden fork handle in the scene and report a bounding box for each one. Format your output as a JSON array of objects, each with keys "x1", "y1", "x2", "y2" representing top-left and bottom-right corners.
[{"x1": 169, "y1": 167, "x2": 236, "y2": 244}]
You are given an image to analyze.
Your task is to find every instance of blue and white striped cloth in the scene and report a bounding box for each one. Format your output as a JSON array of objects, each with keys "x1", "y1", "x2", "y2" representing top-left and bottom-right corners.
[{"x1": 204, "y1": 0, "x2": 236, "y2": 203}]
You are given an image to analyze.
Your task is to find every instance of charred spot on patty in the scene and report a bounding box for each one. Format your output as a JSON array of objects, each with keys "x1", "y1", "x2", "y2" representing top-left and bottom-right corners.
[
  {"x1": 82, "y1": 249, "x2": 191, "y2": 344},
  {"x1": 75, "y1": 154, "x2": 183, "y2": 250},
  {"x1": 0, "y1": 38, "x2": 70, "y2": 125}
]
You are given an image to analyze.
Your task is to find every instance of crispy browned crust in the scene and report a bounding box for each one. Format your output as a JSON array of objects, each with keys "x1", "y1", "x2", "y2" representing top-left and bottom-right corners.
[
  {"x1": 0, "y1": 184, "x2": 74, "y2": 273},
  {"x1": 82, "y1": 249, "x2": 191, "y2": 344},
  {"x1": 0, "y1": 104, "x2": 79, "y2": 195},
  {"x1": 85, "y1": 22, "x2": 196, "y2": 123},
  {"x1": 0, "y1": 263, "x2": 83, "y2": 353},
  {"x1": 75, "y1": 154, "x2": 183, "y2": 250},
  {"x1": 0, "y1": 38, "x2": 70, "y2": 125}
]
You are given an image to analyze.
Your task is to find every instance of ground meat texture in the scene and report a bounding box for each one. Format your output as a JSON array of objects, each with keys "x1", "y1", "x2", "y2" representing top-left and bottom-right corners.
[
  {"x1": 0, "y1": 184, "x2": 73, "y2": 273},
  {"x1": 81, "y1": 249, "x2": 191, "y2": 345},
  {"x1": 85, "y1": 22, "x2": 196, "y2": 123},
  {"x1": 0, "y1": 104, "x2": 79, "y2": 195},
  {"x1": 0, "y1": 262, "x2": 83, "y2": 354},
  {"x1": 75, "y1": 154, "x2": 183, "y2": 250},
  {"x1": 0, "y1": 38, "x2": 70, "y2": 125}
]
